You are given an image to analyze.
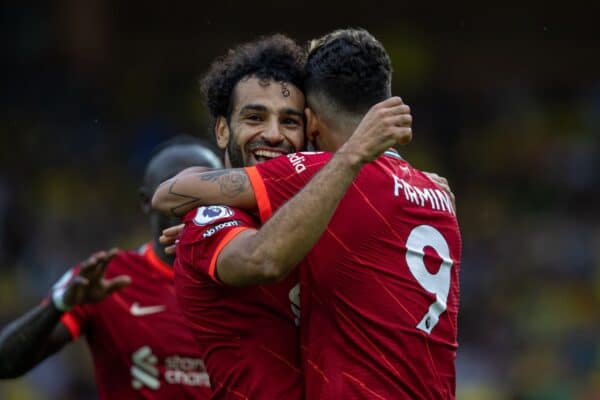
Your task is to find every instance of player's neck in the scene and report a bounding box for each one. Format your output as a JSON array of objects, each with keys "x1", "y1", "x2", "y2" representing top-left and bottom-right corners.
[{"x1": 317, "y1": 130, "x2": 346, "y2": 152}]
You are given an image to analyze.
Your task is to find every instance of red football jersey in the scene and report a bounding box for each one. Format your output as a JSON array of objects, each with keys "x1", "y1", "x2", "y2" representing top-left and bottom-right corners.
[
  {"x1": 60, "y1": 244, "x2": 211, "y2": 400},
  {"x1": 175, "y1": 206, "x2": 302, "y2": 400},
  {"x1": 245, "y1": 151, "x2": 461, "y2": 399}
]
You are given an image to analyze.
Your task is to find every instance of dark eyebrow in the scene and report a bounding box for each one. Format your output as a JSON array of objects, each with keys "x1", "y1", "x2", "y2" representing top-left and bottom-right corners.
[
  {"x1": 280, "y1": 108, "x2": 304, "y2": 119},
  {"x1": 239, "y1": 104, "x2": 303, "y2": 119},
  {"x1": 239, "y1": 104, "x2": 268, "y2": 114}
]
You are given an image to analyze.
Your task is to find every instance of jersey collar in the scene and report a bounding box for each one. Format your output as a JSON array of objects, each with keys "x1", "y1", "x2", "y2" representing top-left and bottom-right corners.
[
  {"x1": 142, "y1": 242, "x2": 174, "y2": 279},
  {"x1": 384, "y1": 149, "x2": 403, "y2": 160}
]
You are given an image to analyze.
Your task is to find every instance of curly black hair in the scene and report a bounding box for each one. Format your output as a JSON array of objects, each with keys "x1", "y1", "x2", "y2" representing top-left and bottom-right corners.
[
  {"x1": 305, "y1": 28, "x2": 392, "y2": 115},
  {"x1": 200, "y1": 34, "x2": 306, "y2": 122}
]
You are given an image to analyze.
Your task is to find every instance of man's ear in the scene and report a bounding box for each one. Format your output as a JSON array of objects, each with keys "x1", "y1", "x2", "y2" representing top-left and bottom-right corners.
[
  {"x1": 305, "y1": 107, "x2": 320, "y2": 143},
  {"x1": 215, "y1": 116, "x2": 230, "y2": 150}
]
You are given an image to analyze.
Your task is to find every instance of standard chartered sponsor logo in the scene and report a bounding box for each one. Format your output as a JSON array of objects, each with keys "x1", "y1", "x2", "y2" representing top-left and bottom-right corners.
[
  {"x1": 165, "y1": 355, "x2": 210, "y2": 387},
  {"x1": 131, "y1": 346, "x2": 160, "y2": 390},
  {"x1": 131, "y1": 347, "x2": 211, "y2": 390}
]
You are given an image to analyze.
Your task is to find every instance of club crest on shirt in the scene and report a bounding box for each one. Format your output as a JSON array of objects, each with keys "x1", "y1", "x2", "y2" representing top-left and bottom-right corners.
[{"x1": 193, "y1": 206, "x2": 234, "y2": 226}]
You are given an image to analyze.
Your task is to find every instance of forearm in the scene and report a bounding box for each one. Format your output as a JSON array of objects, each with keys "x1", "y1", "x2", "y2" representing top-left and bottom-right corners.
[
  {"x1": 246, "y1": 151, "x2": 362, "y2": 280},
  {"x1": 0, "y1": 302, "x2": 65, "y2": 378},
  {"x1": 152, "y1": 168, "x2": 255, "y2": 217}
]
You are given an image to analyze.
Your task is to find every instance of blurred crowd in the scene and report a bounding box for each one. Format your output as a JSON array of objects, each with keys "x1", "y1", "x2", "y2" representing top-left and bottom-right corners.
[{"x1": 1, "y1": 3, "x2": 599, "y2": 399}]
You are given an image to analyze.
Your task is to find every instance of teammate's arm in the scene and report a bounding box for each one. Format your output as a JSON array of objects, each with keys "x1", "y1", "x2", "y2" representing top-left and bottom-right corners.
[
  {"x1": 160, "y1": 171, "x2": 456, "y2": 256},
  {"x1": 0, "y1": 303, "x2": 71, "y2": 378},
  {"x1": 152, "y1": 167, "x2": 257, "y2": 217},
  {"x1": 155, "y1": 97, "x2": 411, "y2": 286},
  {"x1": 0, "y1": 250, "x2": 130, "y2": 378}
]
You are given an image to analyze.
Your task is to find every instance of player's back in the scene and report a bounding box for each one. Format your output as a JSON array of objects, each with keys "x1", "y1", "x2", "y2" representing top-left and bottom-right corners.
[{"x1": 301, "y1": 151, "x2": 461, "y2": 399}]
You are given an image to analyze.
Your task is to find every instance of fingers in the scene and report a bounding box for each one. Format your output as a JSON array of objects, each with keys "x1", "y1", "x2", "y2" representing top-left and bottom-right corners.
[
  {"x1": 383, "y1": 104, "x2": 411, "y2": 116},
  {"x1": 346, "y1": 96, "x2": 414, "y2": 164},
  {"x1": 164, "y1": 244, "x2": 177, "y2": 255},
  {"x1": 79, "y1": 251, "x2": 105, "y2": 278},
  {"x1": 377, "y1": 106, "x2": 411, "y2": 123},
  {"x1": 160, "y1": 224, "x2": 184, "y2": 251},
  {"x1": 95, "y1": 247, "x2": 119, "y2": 276},
  {"x1": 395, "y1": 127, "x2": 412, "y2": 145},
  {"x1": 79, "y1": 249, "x2": 117, "y2": 283},
  {"x1": 106, "y1": 247, "x2": 119, "y2": 261},
  {"x1": 425, "y1": 172, "x2": 450, "y2": 191},
  {"x1": 71, "y1": 275, "x2": 90, "y2": 288},
  {"x1": 159, "y1": 234, "x2": 175, "y2": 245},
  {"x1": 424, "y1": 172, "x2": 455, "y2": 211},
  {"x1": 104, "y1": 275, "x2": 132, "y2": 294},
  {"x1": 373, "y1": 96, "x2": 404, "y2": 109},
  {"x1": 386, "y1": 113, "x2": 412, "y2": 127},
  {"x1": 364, "y1": 100, "x2": 410, "y2": 127},
  {"x1": 88, "y1": 252, "x2": 112, "y2": 283},
  {"x1": 162, "y1": 224, "x2": 184, "y2": 237},
  {"x1": 160, "y1": 224, "x2": 184, "y2": 245}
]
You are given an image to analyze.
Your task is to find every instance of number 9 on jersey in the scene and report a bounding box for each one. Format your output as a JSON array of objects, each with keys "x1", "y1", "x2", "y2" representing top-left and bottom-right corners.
[{"x1": 405, "y1": 225, "x2": 454, "y2": 334}]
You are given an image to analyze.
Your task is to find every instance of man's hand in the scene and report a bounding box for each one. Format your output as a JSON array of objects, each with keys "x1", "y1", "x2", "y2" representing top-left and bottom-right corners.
[
  {"x1": 424, "y1": 172, "x2": 456, "y2": 212},
  {"x1": 339, "y1": 96, "x2": 412, "y2": 166},
  {"x1": 52, "y1": 249, "x2": 131, "y2": 311},
  {"x1": 159, "y1": 224, "x2": 184, "y2": 255}
]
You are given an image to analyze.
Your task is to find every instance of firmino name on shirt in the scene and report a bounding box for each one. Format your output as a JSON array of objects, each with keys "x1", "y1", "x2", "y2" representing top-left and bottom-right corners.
[{"x1": 393, "y1": 175, "x2": 455, "y2": 215}]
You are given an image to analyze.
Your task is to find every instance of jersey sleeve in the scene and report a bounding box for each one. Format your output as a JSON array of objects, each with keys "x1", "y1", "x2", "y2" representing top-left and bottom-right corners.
[
  {"x1": 61, "y1": 304, "x2": 92, "y2": 340},
  {"x1": 244, "y1": 152, "x2": 332, "y2": 222},
  {"x1": 177, "y1": 206, "x2": 259, "y2": 283}
]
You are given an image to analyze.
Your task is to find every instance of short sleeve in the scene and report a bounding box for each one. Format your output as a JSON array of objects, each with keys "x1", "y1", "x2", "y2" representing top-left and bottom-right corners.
[
  {"x1": 177, "y1": 206, "x2": 259, "y2": 283},
  {"x1": 61, "y1": 304, "x2": 92, "y2": 339},
  {"x1": 245, "y1": 152, "x2": 332, "y2": 222}
]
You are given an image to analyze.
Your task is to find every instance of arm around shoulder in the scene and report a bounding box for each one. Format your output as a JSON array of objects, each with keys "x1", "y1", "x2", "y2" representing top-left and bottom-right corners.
[{"x1": 152, "y1": 168, "x2": 258, "y2": 217}]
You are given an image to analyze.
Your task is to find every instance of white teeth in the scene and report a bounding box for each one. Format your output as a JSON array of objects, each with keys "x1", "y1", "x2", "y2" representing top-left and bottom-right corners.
[{"x1": 253, "y1": 150, "x2": 281, "y2": 159}]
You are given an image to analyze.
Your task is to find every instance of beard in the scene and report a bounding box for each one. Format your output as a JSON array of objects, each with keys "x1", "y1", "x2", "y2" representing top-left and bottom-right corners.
[{"x1": 227, "y1": 138, "x2": 246, "y2": 168}]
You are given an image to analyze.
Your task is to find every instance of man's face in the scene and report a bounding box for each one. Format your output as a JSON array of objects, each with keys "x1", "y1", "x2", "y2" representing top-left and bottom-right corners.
[{"x1": 220, "y1": 76, "x2": 305, "y2": 167}]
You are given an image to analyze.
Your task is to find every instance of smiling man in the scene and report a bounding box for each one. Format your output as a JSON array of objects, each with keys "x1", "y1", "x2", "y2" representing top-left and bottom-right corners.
[
  {"x1": 211, "y1": 77, "x2": 305, "y2": 167},
  {"x1": 171, "y1": 34, "x2": 308, "y2": 400}
]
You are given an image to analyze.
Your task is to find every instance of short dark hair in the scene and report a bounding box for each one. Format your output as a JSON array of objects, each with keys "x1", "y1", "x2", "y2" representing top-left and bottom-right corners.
[
  {"x1": 305, "y1": 28, "x2": 392, "y2": 116},
  {"x1": 141, "y1": 134, "x2": 221, "y2": 195},
  {"x1": 200, "y1": 34, "x2": 306, "y2": 122},
  {"x1": 149, "y1": 134, "x2": 218, "y2": 159}
]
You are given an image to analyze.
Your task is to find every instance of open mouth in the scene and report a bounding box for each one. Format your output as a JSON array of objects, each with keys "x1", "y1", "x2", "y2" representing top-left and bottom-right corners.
[{"x1": 251, "y1": 148, "x2": 287, "y2": 163}]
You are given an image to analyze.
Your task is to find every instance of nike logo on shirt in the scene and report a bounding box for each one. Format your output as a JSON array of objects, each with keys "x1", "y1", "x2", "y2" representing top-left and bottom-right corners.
[{"x1": 130, "y1": 302, "x2": 166, "y2": 316}]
